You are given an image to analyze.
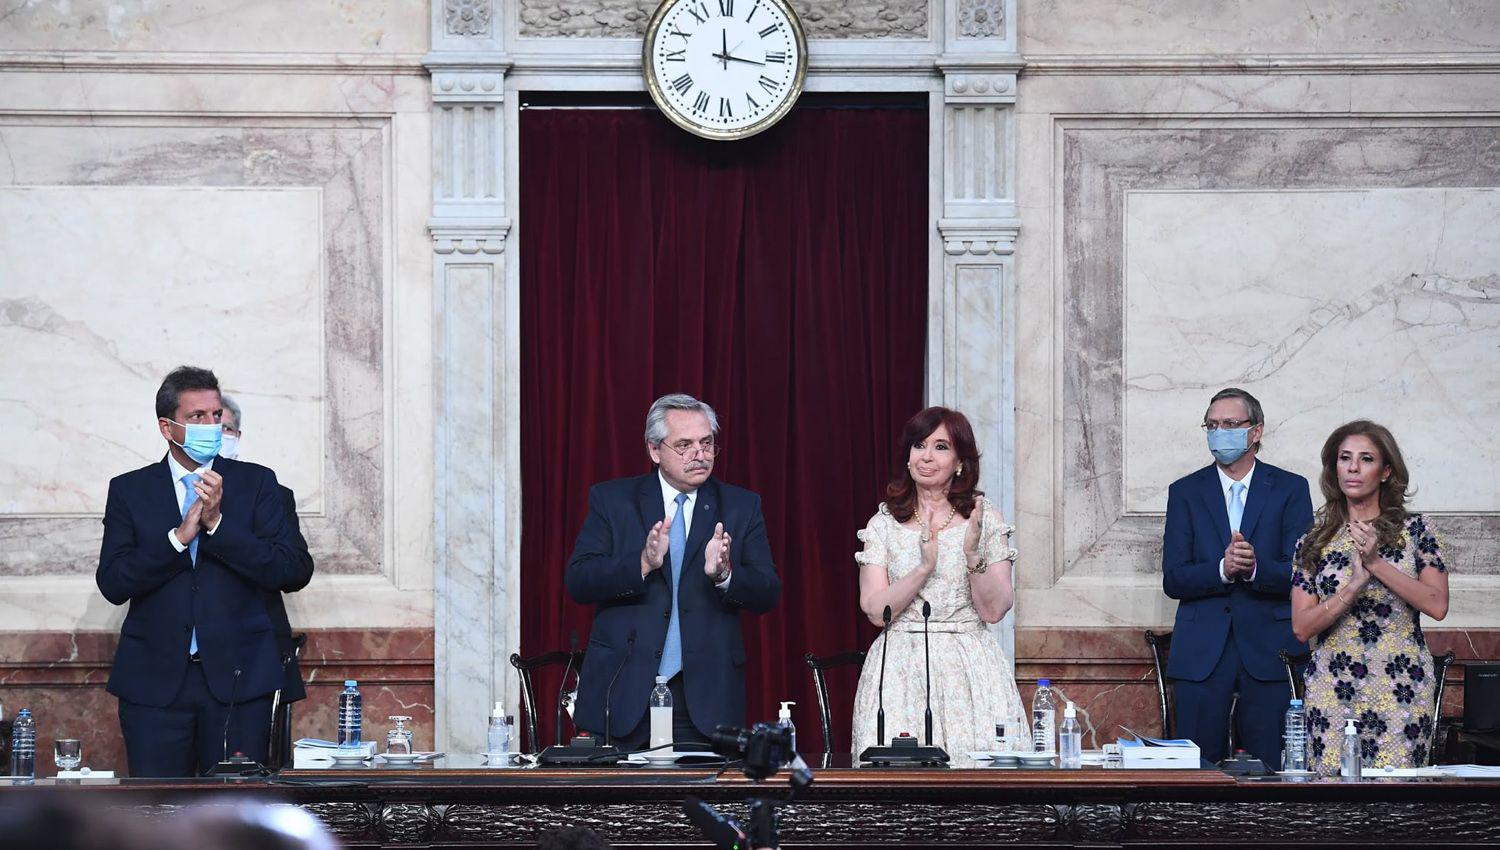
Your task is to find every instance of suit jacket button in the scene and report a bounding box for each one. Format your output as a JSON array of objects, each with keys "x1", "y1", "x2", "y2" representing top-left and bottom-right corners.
[
  {"x1": 663, "y1": 611, "x2": 670, "y2": 619},
  {"x1": 1223, "y1": 605, "x2": 1231, "y2": 613},
  {"x1": 654, "y1": 650, "x2": 663, "y2": 659},
  {"x1": 192, "y1": 584, "x2": 199, "y2": 593}
]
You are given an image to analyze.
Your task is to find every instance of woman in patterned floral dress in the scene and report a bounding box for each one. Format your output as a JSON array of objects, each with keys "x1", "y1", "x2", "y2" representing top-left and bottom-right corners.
[
  {"x1": 1291, "y1": 421, "x2": 1450, "y2": 774},
  {"x1": 850, "y1": 408, "x2": 1028, "y2": 759}
]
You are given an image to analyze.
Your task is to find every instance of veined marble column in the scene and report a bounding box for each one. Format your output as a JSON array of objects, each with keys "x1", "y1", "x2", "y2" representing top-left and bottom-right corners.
[
  {"x1": 426, "y1": 0, "x2": 515, "y2": 757},
  {"x1": 935, "y1": 0, "x2": 1022, "y2": 663}
]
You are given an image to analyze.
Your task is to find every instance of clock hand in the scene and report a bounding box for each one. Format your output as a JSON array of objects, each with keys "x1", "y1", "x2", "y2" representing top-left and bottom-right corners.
[
  {"x1": 724, "y1": 54, "x2": 766, "y2": 66},
  {"x1": 720, "y1": 28, "x2": 729, "y2": 70}
]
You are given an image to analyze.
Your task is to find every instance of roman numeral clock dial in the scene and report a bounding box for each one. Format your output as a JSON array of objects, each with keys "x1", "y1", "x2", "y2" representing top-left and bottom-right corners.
[{"x1": 644, "y1": 0, "x2": 808, "y2": 141}]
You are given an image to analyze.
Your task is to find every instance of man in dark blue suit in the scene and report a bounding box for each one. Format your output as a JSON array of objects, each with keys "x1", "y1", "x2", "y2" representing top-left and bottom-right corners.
[
  {"x1": 566, "y1": 393, "x2": 781, "y2": 748},
  {"x1": 1162, "y1": 387, "x2": 1313, "y2": 767},
  {"x1": 97, "y1": 367, "x2": 314, "y2": 776}
]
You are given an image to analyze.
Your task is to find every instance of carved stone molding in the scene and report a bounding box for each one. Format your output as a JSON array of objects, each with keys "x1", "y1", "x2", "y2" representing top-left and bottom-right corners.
[
  {"x1": 431, "y1": 71, "x2": 505, "y2": 103},
  {"x1": 430, "y1": 222, "x2": 511, "y2": 254},
  {"x1": 939, "y1": 218, "x2": 1019, "y2": 255},
  {"x1": 444, "y1": 0, "x2": 494, "y2": 37},
  {"x1": 957, "y1": 0, "x2": 1003, "y2": 39},
  {"x1": 517, "y1": 0, "x2": 929, "y2": 39}
]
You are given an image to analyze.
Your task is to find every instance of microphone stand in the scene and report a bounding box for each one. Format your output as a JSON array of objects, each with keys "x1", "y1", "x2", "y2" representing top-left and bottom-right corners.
[
  {"x1": 540, "y1": 630, "x2": 632, "y2": 766},
  {"x1": 210, "y1": 668, "x2": 268, "y2": 776},
  {"x1": 858, "y1": 602, "x2": 949, "y2": 767}
]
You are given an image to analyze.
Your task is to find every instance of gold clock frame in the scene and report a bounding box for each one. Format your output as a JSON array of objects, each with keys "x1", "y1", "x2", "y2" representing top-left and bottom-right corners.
[{"x1": 642, "y1": 0, "x2": 809, "y2": 142}]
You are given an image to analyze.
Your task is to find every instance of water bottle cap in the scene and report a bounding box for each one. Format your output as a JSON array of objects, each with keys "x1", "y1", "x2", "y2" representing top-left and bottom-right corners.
[
  {"x1": 656, "y1": 675, "x2": 667, "y2": 684},
  {"x1": 1037, "y1": 679, "x2": 1050, "y2": 688},
  {"x1": 1289, "y1": 698, "x2": 1303, "y2": 707},
  {"x1": 17, "y1": 708, "x2": 30, "y2": 717},
  {"x1": 344, "y1": 680, "x2": 357, "y2": 688}
]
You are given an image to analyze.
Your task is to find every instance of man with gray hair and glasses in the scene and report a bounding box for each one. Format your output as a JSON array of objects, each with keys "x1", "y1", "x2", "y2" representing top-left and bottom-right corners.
[
  {"x1": 566, "y1": 393, "x2": 781, "y2": 750},
  {"x1": 1162, "y1": 387, "x2": 1313, "y2": 769}
]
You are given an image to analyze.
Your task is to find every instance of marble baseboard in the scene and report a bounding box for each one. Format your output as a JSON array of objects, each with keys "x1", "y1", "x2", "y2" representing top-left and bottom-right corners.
[{"x1": 0, "y1": 628, "x2": 433, "y2": 776}]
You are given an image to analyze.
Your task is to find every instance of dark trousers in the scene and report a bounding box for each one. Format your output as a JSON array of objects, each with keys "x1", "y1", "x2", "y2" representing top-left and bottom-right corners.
[
  {"x1": 1172, "y1": 634, "x2": 1290, "y2": 766},
  {"x1": 118, "y1": 660, "x2": 273, "y2": 777},
  {"x1": 617, "y1": 673, "x2": 711, "y2": 752}
]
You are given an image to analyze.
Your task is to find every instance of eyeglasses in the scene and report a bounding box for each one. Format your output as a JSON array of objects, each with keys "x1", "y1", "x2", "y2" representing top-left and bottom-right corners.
[
  {"x1": 660, "y1": 438, "x2": 720, "y2": 459},
  {"x1": 1201, "y1": 419, "x2": 1254, "y2": 432}
]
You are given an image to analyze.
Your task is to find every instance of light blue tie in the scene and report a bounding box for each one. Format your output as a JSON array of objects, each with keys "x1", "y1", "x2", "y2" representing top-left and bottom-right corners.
[
  {"x1": 658, "y1": 493, "x2": 688, "y2": 679},
  {"x1": 1229, "y1": 481, "x2": 1246, "y2": 534},
  {"x1": 181, "y1": 472, "x2": 200, "y2": 656}
]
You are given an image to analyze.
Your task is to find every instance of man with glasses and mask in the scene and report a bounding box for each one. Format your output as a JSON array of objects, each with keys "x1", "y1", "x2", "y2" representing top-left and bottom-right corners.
[
  {"x1": 97, "y1": 366, "x2": 313, "y2": 776},
  {"x1": 566, "y1": 393, "x2": 781, "y2": 750},
  {"x1": 1162, "y1": 387, "x2": 1313, "y2": 768}
]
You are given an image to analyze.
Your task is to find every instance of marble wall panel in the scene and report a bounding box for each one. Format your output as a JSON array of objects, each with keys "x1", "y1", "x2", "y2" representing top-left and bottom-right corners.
[
  {"x1": 1123, "y1": 187, "x2": 1500, "y2": 514},
  {"x1": 1059, "y1": 124, "x2": 1500, "y2": 592},
  {"x1": 0, "y1": 0, "x2": 428, "y2": 56},
  {"x1": 516, "y1": 0, "x2": 929, "y2": 39},
  {"x1": 1018, "y1": 0, "x2": 1500, "y2": 56},
  {"x1": 0, "y1": 118, "x2": 387, "y2": 587},
  {"x1": 0, "y1": 185, "x2": 325, "y2": 515}
]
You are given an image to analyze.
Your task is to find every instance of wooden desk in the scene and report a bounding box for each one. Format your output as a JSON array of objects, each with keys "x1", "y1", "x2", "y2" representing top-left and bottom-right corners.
[{"x1": 5, "y1": 757, "x2": 1500, "y2": 848}]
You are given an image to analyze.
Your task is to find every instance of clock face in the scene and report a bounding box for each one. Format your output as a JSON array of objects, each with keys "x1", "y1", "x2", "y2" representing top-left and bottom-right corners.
[{"x1": 643, "y1": 0, "x2": 808, "y2": 140}]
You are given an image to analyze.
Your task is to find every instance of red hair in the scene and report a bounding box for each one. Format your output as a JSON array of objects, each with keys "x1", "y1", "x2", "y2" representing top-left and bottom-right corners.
[{"x1": 884, "y1": 407, "x2": 984, "y2": 522}]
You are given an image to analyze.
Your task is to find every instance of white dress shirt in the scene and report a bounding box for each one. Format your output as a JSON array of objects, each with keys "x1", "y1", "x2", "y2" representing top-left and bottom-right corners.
[
  {"x1": 1216, "y1": 461, "x2": 1256, "y2": 583},
  {"x1": 657, "y1": 470, "x2": 731, "y2": 588},
  {"x1": 166, "y1": 452, "x2": 221, "y2": 552}
]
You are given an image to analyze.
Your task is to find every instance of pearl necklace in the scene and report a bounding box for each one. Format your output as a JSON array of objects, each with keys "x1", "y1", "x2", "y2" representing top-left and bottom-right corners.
[{"x1": 917, "y1": 503, "x2": 957, "y2": 543}]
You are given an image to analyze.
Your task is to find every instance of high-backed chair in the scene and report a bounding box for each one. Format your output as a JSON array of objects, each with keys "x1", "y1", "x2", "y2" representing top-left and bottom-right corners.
[
  {"x1": 509, "y1": 650, "x2": 585, "y2": 754},
  {"x1": 804, "y1": 650, "x2": 866, "y2": 755},
  {"x1": 1279, "y1": 647, "x2": 1455, "y2": 766},
  {"x1": 266, "y1": 632, "x2": 308, "y2": 771}
]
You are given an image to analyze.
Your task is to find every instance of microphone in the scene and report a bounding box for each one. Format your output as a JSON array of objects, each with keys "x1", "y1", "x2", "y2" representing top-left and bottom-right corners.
[
  {"x1": 555, "y1": 631, "x2": 579, "y2": 747},
  {"x1": 876, "y1": 605, "x2": 891, "y2": 746},
  {"x1": 209, "y1": 667, "x2": 267, "y2": 776},
  {"x1": 922, "y1": 600, "x2": 934, "y2": 747},
  {"x1": 857, "y1": 603, "x2": 949, "y2": 767},
  {"x1": 222, "y1": 667, "x2": 241, "y2": 764},
  {"x1": 603, "y1": 629, "x2": 636, "y2": 750}
]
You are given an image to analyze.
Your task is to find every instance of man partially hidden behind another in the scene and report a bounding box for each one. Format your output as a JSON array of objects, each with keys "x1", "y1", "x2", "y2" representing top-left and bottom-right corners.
[
  {"x1": 97, "y1": 367, "x2": 314, "y2": 776},
  {"x1": 566, "y1": 394, "x2": 781, "y2": 748},
  {"x1": 1162, "y1": 387, "x2": 1313, "y2": 767}
]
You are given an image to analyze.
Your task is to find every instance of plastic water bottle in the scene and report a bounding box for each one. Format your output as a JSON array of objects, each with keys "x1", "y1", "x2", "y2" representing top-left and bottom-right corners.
[
  {"x1": 1059, "y1": 701, "x2": 1082, "y2": 769},
  {"x1": 778, "y1": 700, "x2": 797, "y2": 758},
  {"x1": 1032, "y1": 679, "x2": 1057, "y2": 753},
  {"x1": 487, "y1": 702, "x2": 512, "y2": 762},
  {"x1": 9, "y1": 708, "x2": 34, "y2": 778},
  {"x1": 1340, "y1": 717, "x2": 1361, "y2": 781},
  {"x1": 649, "y1": 676, "x2": 673, "y2": 751},
  {"x1": 337, "y1": 680, "x2": 362, "y2": 747},
  {"x1": 1282, "y1": 698, "x2": 1307, "y2": 772}
]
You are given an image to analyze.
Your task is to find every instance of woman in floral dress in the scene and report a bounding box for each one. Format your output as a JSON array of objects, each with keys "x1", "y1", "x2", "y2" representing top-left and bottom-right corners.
[{"x1": 1291, "y1": 420, "x2": 1451, "y2": 774}]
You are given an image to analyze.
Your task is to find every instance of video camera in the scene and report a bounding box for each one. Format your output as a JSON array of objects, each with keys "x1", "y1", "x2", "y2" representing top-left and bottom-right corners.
[
  {"x1": 686, "y1": 722, "x2": 814, "y2": 850},
  {"x1": 708, "y1": 722, "x2": 802, "y2": 783}
]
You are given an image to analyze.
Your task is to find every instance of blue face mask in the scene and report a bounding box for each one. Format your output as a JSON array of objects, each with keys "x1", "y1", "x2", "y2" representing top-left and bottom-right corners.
[
  {"x1": 1206, "y1": 427, "x2": 1251, "y2": 465},
  {"x1": 168, "y1": 420, "x2": 222, "y2": 464}
]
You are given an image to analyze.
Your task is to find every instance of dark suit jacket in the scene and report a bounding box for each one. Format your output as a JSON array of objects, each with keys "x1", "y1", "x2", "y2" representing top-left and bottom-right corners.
[
  {"x1": 565, "y1": 473, "x2": 780, "y2": 738},
  {"x1": 97, "y1": 456, "x2": 315, "y2": 706},
  {"x1": 1162, "y1": 460, "x2": 1314, "y2": 682},
  {"x1": 264, "y1": 485, "x2": 313, "y2": 703}
]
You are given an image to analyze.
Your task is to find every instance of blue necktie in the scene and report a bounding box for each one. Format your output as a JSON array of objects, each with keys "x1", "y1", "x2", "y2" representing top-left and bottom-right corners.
[
  {"x1": 181, "y1": 472, "x2": 200, "y2": 656},
  {"x1": 1229, "y1": 481, "x2": 1246, "y2": 534},
  {"x1": 658, "y1": 492, "x2": 688, "y2": 679}
]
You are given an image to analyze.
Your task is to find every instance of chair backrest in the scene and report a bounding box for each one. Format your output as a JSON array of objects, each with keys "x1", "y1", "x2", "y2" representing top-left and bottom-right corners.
[
  {"x1": 1278, "y1": 648, "x2": 1312, "y2": 701},
  {"x1": 267, "y1": 632, "x2": 308, "y2": 771},
  {"x1": 1430, "y1": 649, "x2": 1457, "y2": 766},
  {"x1": 509, "y1": 650, "x2": 585, "y2": 754},
  {"x1": 1143, "y1": 630, "x2": 1174, "y2": 738},
  {"x1": 804, "y1": 650, "x2": 866, "y2": 755}
]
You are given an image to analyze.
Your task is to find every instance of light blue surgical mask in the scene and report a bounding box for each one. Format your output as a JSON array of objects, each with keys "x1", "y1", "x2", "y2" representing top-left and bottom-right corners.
[
  {"x1": 167, "y1": 420, "x2": 222, "y2": 464},
  {"x1": 220, "y1": 434, "x2": 240, "y2": 460},
  {"x1": 1207, "y1": 427, "x2": 1251, "y2": 465}
]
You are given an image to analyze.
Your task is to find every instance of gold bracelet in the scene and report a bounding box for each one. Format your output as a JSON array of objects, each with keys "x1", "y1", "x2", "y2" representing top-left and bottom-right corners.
[{"x1": 967, "y1": 559, "x2": 988, "y2": 575}]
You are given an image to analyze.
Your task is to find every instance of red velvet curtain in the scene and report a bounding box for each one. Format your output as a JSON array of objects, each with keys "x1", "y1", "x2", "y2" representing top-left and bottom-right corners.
[{"x1": 519, "y1": 105, "x2": 927, "y2": 753}]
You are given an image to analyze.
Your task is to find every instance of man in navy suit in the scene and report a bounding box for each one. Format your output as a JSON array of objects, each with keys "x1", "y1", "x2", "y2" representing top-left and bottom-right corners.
[
  {"x1": 566, "y1": 393, "x2": 781, "y2": 748},
  {"x1": 97, "y1": 367, "x2": 314, "y2": 776},
  {"x1": 1162, "y1": 387, "x2": 1313, "y2": 767}
]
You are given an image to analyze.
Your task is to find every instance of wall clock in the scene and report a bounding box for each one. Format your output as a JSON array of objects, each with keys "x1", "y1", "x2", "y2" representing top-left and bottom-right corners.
[{"x1": 643, "y1": 0, "x2": 809, "y2": 141}]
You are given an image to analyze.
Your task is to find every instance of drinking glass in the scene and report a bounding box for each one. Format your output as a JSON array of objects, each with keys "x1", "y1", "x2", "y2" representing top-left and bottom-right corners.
[
  {"x1": 53, "y1": 739, "x2": 82, "y2": 771},
  {"x1": 386, "y1": 716, "x2": 414, "y2": 755}
]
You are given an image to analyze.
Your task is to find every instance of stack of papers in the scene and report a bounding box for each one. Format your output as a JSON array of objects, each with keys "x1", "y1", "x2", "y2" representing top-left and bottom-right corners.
[
  {"x1": 293, "y1": 738, "x2": 376, "y2": 766},
  {"x1": 1118, "y1": 734, "x2": 1200, "y2": 768}
]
